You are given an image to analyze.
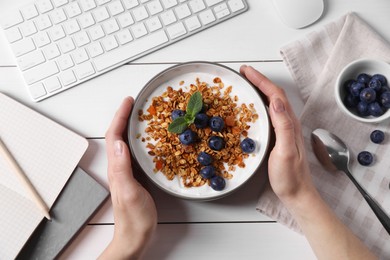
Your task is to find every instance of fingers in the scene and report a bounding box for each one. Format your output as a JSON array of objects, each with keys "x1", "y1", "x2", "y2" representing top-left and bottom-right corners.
[
  {"x1": 240, "y1": 65, "x2": 302, "y2": 153},
  {"x1": 105, "y1": 96, "x2": 135, "y2": 186}
]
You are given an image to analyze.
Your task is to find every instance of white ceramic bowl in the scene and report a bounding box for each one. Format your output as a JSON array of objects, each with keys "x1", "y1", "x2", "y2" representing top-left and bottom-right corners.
[
  {"x1": 128, "y1": 62, "x2": 270, "y2": 200},
  {"x1": 335, "y1": 58, "x2": 390, "y2": 123}
]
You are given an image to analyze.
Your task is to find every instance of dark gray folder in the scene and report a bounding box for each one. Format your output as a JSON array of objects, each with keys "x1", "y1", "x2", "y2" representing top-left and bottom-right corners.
[{"x1": 17, "y1": 167, "x2": 109, "y2": 259}]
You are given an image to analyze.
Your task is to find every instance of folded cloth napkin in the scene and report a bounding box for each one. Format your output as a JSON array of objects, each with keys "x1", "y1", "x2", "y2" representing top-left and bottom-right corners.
[{"x1": 256, "y1": 12, "x2": 390, "y2": 259}]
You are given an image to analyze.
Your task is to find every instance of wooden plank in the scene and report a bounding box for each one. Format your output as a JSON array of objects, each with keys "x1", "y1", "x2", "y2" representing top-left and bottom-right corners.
[{"x1": 59, "y1": 223, "x2": 316, "y2": 260}]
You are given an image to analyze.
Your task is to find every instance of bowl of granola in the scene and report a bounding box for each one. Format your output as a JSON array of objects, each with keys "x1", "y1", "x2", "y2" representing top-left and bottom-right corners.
[{"x1": 128, "y1": 62, "x2": 270, "y2": 200}]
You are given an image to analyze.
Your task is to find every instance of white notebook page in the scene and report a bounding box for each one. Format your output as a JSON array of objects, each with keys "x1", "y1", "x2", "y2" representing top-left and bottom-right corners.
[{"x1": 0, "y1": 93, "x2": 88, "y2": 259}]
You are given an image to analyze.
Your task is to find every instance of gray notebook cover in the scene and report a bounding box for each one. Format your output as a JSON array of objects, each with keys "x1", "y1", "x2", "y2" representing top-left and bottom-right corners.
[{"x1": 16, "y1": 167, "x2": 109, "y2": 259}]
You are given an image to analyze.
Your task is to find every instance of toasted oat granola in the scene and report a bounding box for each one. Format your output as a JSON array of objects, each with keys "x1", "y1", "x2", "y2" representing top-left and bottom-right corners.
[{"x1": 137, "y1": 77, "x2": 259, "y2": 188}]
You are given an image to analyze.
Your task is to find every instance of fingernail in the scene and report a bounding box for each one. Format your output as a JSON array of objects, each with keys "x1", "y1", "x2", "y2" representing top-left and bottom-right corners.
[
  {"x1": 114, "y1": 140, "x2": 123, "y2": 156},
  {"x1": 273, "y1": 98, "x2": 285, "y2": 113}
]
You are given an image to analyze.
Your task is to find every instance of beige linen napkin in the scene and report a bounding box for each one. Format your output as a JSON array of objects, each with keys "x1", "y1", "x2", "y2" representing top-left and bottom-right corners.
[{"x1": 256, "y1": 13, "x2": 390, "y2": 259}]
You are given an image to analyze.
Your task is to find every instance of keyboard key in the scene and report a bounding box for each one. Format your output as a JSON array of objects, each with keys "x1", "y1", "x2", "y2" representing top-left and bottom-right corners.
[
  {"x1": 131, "y1": 23, "x2": 147, "y2": 38},
  {"x1": 44, "y1": 76, "x2": 62, "y2": 92},
  {"x1": 103, "y1": 18, "x2": 120, "y2": 34},
  {"x1": 132, "y1": 6, "x2": 149, "y2": 21},
  {"x1": 74, "y1": 31, "x2": 91, "y2": 47},
  {"x1": 123, "y1": 0, "x2": 139, "y2": 9},
  {"x1": 78, "y1": 13, "x2": 95, "y2": 28},
  {"x1": 35, "y1": 14, "x2": 53, "y2": 30},
  {"x1": 147, "y1": 0, "x2": 164, "y2": 15},
  {"x1": 20, "y1": 4, "x2": 39, "y2": 20},
  {"x1": 50, "y1": 9, "x2": 67, "y2": 24},
  {"x1": 161, "y1": 0, "x2": 178, "y2": 9},
  {"x1": 33, "y1": 32, "x2": 51, "y2": 47},
  {"x1": 23, "y1": 61, "x2": 59, "y2": 85},
  {"x1": 74, "y1": 62, "x2": 95, "y2": 79},
  {"x1": 72, "y1": 48, "x2": 89, "y2": 64},
  {"x1": 59, "y1": 38, "x2": 76, "y2": 53},
  {"x1": 12, "y1": 38, "x2": 36, "y2": 57},
  {"x1": 107, "y1": 1, "x2": 125, "y2": 15},
  {"x1": 52, "y1": 0, "x2": 69, "y2": 7},
  {"x1": 116, "y1": 29, "x2": 133, "y2": 45},
  {"x1": 199, "y1": 9, "x2": 215, "y2": 25},
  {"x1": 64, "y1": 19, "x2": 81, "y2": 34},
  {"x1": 160, "y1": 9, "x2": 177, "y2": 25},
  {"x1": 60, "y1": 69, "x2": 77, "y2": 86},
  {"x1": 36, "y1": 0, "x2": 54, "y2": 13},
  {"x1": 87, "y1": 42, "x2": 104, "y2": 57},
  {"x1": 29, "y1": 83, "x2": 47, "y2": 99},
  {"x1": 175, "y1": 4, "x2": 191, "y2": 19},
  {"x1": 17, "y1": 50, "x2": 46, "y2": 71},
  {"x1": 4, "y1": 27, "x2": 22, "y2": 43},
  {"x1": 117, "y1": 12, "x2": 134, "y2": 27},
  {"x1": 189, "y1": 0, "x2": 206, "y2": 13},
  {"x1": 94, "y1": 7, "x2": 110, "y2": 22},
  {"x1": 214, "y1": 3, "x2": 230, "y2": 19},
  {"x1": 48, "y1": 25, "x2": 66, "y2": 41},
  {"x1": 89, "y1": 25, "x2": 105, "y2": 40},
  {"x1": 166, "y1": 22, "x2": 186, "y2": 39},
  {"x1": 57, "y1": 54, "x2": 74, "y2": 70},
  {"x1": 43, "y1": 43, "x2": 61, "y2": 59},
  {"x1": 185, "y1": 16, "x2": 201, "y2": 31},
  {"x1": 20, "y1": 21, "x2": 38, "y2": 37},
  {"x1": 228, "y1": 0, "x2": 245, "y2": 12},
  {"x1": 65, "y1": 2, "x2": 82, "y2": 18},
  {"x1": 102, "y1": 35, "x2": 119, "y2": 50},
  {"x1": 93, "y1": 30, "x2": 168, "y2": 71},
  {"x1": 79, "y1": 0, "x2": 97, "y2": 12},
  {"x1": 146, "y1": 16, "x2": 162, "y2": 32},
  {"x1": 0, "y1": 10, "x2": 24, "y2": 29}
]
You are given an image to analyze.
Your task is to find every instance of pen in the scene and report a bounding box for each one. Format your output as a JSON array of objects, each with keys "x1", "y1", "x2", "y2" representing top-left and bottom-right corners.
[{"x1": 0, "y1": 137, "x2": 51, "y2": 220}]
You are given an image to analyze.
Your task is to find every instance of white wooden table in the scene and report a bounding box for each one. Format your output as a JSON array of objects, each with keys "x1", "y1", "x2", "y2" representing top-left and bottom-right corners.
[{"x1": 1, "y1": 1, "x2": 389, "y2": 259}]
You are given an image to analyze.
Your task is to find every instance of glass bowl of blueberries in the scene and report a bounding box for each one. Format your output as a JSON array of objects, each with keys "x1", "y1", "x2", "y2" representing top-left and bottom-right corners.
[{"x1": 335, "y1": 58, "x2": 390, "y2": 123}]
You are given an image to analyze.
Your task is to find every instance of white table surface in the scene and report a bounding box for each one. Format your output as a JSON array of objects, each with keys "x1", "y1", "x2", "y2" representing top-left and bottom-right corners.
[{"x1": 1, "y1": 1, "x2": 389, "y2": 259}]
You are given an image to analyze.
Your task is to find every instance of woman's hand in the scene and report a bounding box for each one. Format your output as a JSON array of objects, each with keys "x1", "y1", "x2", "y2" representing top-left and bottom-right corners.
[
  {"x1": 240, "y1": 65, "x2": 315, "y2": 204},
  {"x1": 100, "y1": 97, "x2": 157, "y2": 260}
]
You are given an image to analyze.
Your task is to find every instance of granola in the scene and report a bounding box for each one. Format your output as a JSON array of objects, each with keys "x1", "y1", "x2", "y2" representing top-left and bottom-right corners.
[{"x1": 138, "y1": 77, "x2": 259, "y2": 188}]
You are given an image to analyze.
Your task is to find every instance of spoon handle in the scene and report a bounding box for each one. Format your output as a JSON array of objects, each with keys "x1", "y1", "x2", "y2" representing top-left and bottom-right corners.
[{"x1": 344, "y1": 169, "x2": 390, "y2": 235}]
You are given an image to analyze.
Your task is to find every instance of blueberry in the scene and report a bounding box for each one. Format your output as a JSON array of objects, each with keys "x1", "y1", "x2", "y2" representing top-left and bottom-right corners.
[
  {"x1": 343, "y1": 79, "x2": 356, "y2": 94},
  {"x1": 379, "y1": 86, "x2": 390, "y2": 95},
  {"x1": 200, "y1": 166, "x2": 216, "y2": 179},
  {"x1": 179, "y1": 129, "x2": 196, "y2": 145},
  {"x1": 359, "y1": 88, "x2": 376, "y2": 103},
  {"x1": 240, "y1": 138, "x2": 256, "y2": 153},
  {"x1": 344, "y1": 94, "x2": 359, "y2": 108},
  {"x1": 380, "y1": 91, "x2": 390, "y2": 108},
  {"x1": 350, "y1": 82, "x2": 365, "y2": 97},
  {"x1": 194, "y1": 113, "x2": 209, "y2": 128},
  {"x1": 357, "y1": 151, "x2": 373, "y2": 166},
  {"x1": 368, "y1": 78, "x2": 382, "y2": 92},
  {"x1": 209, "y1": 116, "x2": 225, "y2": 132},
  {"x1": 357, "y1": 73, "x2": 371, "y2": 84},
  {"x1": 171, "y1": 109, "x2": 185, "y2": 120},
  {"x1": 208, "y1": 136, "x2": 225, "y2": 151},
  {"x1": 372, "y1": 74, "x2": 387, "y2": 86},
  {"x1": 356, "y1": 102, "x2": 369, "y2": 116},
  {"x1": 197, "y1": 151, "x2": 213, "y2": 166},
  {"x1": 210, "y1": 175, "x2": 226, "y2": 191},
  {"x1": 370, "y1": 130, "x2": 385, "y2": 144},
  {"x1": 368, "y1": 102, "x2": 384, "y2": 117}
]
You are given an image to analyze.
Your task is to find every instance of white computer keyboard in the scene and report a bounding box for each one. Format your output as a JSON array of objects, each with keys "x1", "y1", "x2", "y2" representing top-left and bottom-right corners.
[{"x1": 0, "y1": 0, "x2": 248, "y2": 102}]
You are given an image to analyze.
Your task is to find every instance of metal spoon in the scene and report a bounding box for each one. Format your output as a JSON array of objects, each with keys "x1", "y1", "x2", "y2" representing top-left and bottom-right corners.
[{"x1": 311, "y1": 128, "x2": 390, "y2": 235}]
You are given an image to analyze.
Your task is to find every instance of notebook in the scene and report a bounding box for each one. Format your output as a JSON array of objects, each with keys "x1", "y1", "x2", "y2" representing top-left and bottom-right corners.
[
  {"x1": 0, "y1": 92, "x2": 89, "y2": 259},
  {"x1": 17, "y1": 167, "x2": 109, "y2": 259}
]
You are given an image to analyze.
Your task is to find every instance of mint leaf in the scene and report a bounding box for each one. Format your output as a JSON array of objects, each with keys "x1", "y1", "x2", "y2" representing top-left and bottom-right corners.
[
  {"x1": 168, "y1": 116, "x2": 188, "y2": 134},
  {"x1": 186, "y1": 91, "x2": 203, "y2": 117},
  {"x1": 184, "y1": 113, "x2": 195, "y2": 124}
]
